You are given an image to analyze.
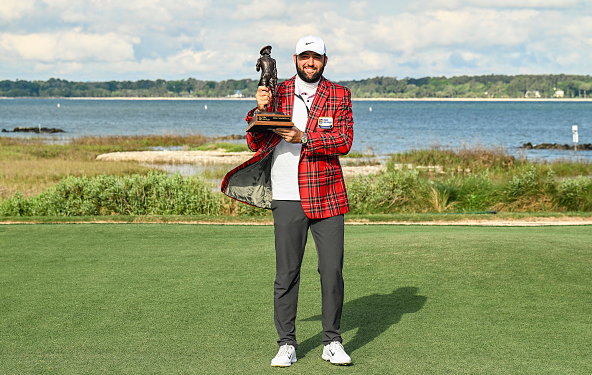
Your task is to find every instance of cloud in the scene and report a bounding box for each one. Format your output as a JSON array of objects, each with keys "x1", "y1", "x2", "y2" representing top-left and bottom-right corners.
[
  {"x1": 0, "y1": 31, "x2": 138, "y2": 63},
  {"x1": 350, "y1": 1, "x2": 368, "y2": 16},
  {"x1": 50, "y1": 0, "x2": 210, "y2": 33},
  {"x1": 331, "y1": 50, "x2": 393, "y2": 76},
  {"x1": 231, "y1": 0, "x2": 287, "y2": 19},
  {"x1": 419, "y1": 0, "x2": 582, "y2": 10},
  {"x1": 1, "y1": 0, "x2": 591, "y2": 81},
  {"x1": 373, "y1": 8, "x2": 537, "y2": 55},
  {"x1": 0, "y1": 0, "x2": 36, "y2": 21},
  {"x1": 125, "y1": 48, "x2": 222, "y2": 76}
]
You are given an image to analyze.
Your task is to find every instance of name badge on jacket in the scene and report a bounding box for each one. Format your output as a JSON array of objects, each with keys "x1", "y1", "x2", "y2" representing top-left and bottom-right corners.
[{"x1": 318, "y1": 117, "x2": 333, "y2": 129}]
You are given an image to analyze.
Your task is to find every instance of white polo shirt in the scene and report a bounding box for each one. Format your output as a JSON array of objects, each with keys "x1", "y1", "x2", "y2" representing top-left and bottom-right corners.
[{"x1": 271, "y1": 76, "x2": 319, "y2": 201}]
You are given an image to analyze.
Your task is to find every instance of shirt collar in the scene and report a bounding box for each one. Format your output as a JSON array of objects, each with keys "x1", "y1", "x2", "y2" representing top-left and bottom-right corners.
[{"x1": 295, "y1": 75, "x2": 319, "y2": 100}]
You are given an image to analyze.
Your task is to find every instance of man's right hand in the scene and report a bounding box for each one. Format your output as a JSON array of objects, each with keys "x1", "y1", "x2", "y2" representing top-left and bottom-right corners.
[{"x1": 256, "y1": 86, "x2": 271, "y2": 111}]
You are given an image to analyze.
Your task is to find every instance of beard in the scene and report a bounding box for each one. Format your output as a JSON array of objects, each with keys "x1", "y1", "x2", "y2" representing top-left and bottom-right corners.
[{"x1": 296, "y1": 62, "x2": 325, "y2": 83}]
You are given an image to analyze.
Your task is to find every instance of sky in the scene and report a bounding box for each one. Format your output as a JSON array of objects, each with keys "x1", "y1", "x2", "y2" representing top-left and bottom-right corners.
[{"x1": 1, "y1": 0, "x2": 591, "y2": 82}]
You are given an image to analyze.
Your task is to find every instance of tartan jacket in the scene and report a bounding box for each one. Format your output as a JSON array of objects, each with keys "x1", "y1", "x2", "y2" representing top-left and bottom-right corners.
[{"x1": 221, "y1": 75, "x2": 354, "y2": 219}]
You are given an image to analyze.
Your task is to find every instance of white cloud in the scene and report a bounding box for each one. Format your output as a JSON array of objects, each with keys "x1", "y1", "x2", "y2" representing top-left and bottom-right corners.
[
  {"x1": 1, "y1": 0, "x2": 591, "y2": 80},
  {"x1": 420, "y1": 0, "x2": 581, "y2": 10},
  {"x1": 0, "y1": 31, "x2": 138, "y2": 63},
  {"x1": 474, "y1": 0, "x2": 581, "y2": 7},
  {"x1": 350, "y1": 1, "x2": 368, "y2": 17},
  {"x1": 118, "y1": 49, "x2": 222, "y2": 77},
  {"x1": 373, "y1": 8, "x2": 537, "y2": 55},
  {"x1": 40, "y1": 0, "x2": 210, "y2": 34},
  {"x1": 331, "y1": 50, "x2": 393, "y2": 76},
  {"x1": 231, "y1": 0, "x2": 287, "y2": 20},
  {"x1": 0, "y1": 0, "x2": 35, "y2": 21}
]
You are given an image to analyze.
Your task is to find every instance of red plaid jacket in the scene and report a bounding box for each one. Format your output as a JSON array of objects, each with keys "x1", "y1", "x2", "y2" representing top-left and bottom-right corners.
[{"x1": 221, "y1": 76, "x2": 354, "y2": 219}]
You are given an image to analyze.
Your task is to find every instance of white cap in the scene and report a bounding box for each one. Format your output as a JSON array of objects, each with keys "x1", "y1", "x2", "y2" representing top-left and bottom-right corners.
[{"x1": 295, "y1": 35, "x2": 326, "y2": 56}]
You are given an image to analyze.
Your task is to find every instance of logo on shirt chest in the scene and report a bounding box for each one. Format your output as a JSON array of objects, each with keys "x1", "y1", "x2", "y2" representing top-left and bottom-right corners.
[{"x1": 318, "y1": 117, "x2": 333, "y2": 129}]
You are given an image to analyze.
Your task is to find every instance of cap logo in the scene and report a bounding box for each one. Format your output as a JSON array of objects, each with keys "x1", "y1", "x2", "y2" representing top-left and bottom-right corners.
[{"x1": 306, "y1": 42, "x2": 314, "y2": 45}]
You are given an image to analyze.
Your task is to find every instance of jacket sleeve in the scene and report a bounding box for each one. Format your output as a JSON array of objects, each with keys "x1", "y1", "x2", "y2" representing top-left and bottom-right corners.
[
  {"x1": 245, "y1": 108, "x2": 274, "y2": 152},
  {"x1": 304, "y1": 87, "x2": 354, "y2": 156}
]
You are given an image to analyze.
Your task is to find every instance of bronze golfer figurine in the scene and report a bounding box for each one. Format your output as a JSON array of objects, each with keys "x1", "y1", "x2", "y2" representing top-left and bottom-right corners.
[
  {"x1": 247, "y1": 45, "x2": 293, "y2": 132},
  {"x1": 256, "y1": 45, "x2": 277, "y2": 111}
]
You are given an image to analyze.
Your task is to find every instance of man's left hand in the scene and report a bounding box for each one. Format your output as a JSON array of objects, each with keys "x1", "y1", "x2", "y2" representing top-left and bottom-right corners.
[{"x1": 273, "y1": 127, "x2": 303, "y2": 143}]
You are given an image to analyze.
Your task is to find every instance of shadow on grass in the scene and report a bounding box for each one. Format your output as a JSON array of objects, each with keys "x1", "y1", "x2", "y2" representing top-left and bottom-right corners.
[{"x1": 298, "y1": 287, "x2": 427, "y2": 358}]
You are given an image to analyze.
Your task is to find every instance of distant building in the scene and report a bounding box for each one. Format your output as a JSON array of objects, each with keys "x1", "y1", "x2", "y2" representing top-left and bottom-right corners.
[
  {"x1": 553, "y1": 89, "x2": 565, "y2": 98},
  {"x1": 227, "y1": 90, "x2": 244, "y2": 98},
  {"x1": 525, "y1": 90, "x2": 541, "y2": 98}
]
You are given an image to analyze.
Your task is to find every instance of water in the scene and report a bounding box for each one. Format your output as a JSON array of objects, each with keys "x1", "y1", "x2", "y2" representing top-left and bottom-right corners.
[{"x1": 1, "y1": 98, "x2": 591, "y2": 161}]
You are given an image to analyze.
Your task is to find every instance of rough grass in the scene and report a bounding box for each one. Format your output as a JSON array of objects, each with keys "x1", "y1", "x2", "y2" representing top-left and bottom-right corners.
[
  {"x1": 0, "y1": 135, "x2": 211, "y2": 199},
  {"x1": 192, "y1": 142, "x2": 250, "y2": 152},
  {"x1": 389, "y1": 145, "x2": 592, "y2": 177},
  {"x1": 2, "y1": 136, "x2": 591, "y2": 214}
]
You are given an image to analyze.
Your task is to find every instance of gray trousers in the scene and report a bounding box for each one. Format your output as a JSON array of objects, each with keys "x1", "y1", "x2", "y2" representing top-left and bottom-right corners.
[{"x1": 271, "y1": 200, "x2": 344, "y2": 348}]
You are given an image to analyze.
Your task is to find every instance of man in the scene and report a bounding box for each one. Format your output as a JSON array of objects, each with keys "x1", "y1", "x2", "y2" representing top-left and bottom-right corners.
[{"x1": 221, "y1": 35, "x2": 354, "y2": 367}]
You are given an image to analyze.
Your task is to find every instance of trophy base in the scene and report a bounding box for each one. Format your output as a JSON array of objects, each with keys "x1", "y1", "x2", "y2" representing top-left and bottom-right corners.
[{"x1": 247, "y1": 112, "x2": 293, "y2": 132}]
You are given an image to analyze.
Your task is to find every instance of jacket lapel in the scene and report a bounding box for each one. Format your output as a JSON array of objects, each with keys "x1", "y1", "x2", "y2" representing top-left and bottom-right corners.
[
  {"x1": 306, "y1": 77, "x2": 329, "y2": 132},
  {"x1": 280, "y1": 77, "x2": 295, "y2": 116}
]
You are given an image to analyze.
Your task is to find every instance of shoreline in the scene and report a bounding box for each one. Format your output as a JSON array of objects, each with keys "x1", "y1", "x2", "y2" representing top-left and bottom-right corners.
[{"x1": 2, "y1": 96, "x2": 592, "y2": 102}]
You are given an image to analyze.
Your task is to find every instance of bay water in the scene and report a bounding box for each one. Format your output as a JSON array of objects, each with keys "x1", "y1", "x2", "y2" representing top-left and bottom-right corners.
[{"x1": 1, "y1": 98, "x2": 590, "y2": 161}]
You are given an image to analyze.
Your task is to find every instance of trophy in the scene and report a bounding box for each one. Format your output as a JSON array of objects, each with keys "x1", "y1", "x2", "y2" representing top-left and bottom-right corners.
[{"x1": 246, "y1": 45, "x2": 294, "y2": 132}]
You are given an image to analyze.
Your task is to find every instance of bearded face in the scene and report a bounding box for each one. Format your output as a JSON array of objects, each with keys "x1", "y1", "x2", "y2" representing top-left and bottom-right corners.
[{"x1": 295, "y1": 52, "x2": 327, "y2": 83}]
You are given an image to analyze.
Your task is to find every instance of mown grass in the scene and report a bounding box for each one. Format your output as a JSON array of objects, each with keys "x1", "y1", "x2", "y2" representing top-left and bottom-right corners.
[{"x1": 1, "y1": 224, "x2": 591, "y2": 374}]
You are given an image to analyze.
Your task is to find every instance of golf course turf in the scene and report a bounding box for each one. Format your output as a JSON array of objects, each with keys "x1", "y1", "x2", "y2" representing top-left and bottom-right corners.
[{"x1": 1, "y1": 223, "x2": 590, "y2": 374}]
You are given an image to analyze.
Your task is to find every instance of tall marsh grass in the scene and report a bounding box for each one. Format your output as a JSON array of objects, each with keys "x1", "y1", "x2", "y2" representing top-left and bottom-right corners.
[
  {"x1": 1, "y1": 138, "x2": 592, "y2": 216},
  {"x1": 347, "y1": 148, "x2": 592, "y2": 213},
  {"x1": 0, "y1": 135, "x2": 210, "y2": 199},
  {"x1": 1, "y1": 172, "x2": 220, "y2": 216},
  {"x1": 388, "y1": 145, "x2": 518, "y2": 174}
]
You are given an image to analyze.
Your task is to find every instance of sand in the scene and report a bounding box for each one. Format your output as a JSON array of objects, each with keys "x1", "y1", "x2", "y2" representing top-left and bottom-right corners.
[{"x1": 95, "y1": 150, "x2": 385, "y2": 177}]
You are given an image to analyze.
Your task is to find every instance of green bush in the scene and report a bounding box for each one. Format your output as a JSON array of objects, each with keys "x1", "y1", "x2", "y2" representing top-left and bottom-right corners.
[
  {"x1": 502, "y1": 167, "x2": 556, "y2": 210},
  {"x1": 0, "y1": 172, "x2": 221, "y2": 216},
  {"x1": 346, "y1": 165, "x2": 592, "y2": 214},
  {"x1": 32, "y1": 175, "x2": 103, "y2": 216},
  {"x1": 0, "y1": 192, "x2": 34, "y2": 216},
  {"x1": 348, "y1": 169, "x2": 427, "y2": 213},
  {"x1": 555, "y1": 177, "x2": 592, "y2": 211},
  {"x1": 348, "y1": 169, "x2": 503, "y2": 214},
  {"x1": 3, "y1": 146, "x2": 592, "y2": 216},
  {"x1": 454, "y1": 172, "x2": 498, "y2": 211},
  {"x1": 426, "y1": 180, "x2": 459, "y2": 213}
]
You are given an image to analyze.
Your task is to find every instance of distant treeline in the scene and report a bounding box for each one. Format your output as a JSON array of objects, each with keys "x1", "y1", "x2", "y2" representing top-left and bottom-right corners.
[{"x1": 2, "y1": 74, "x2": 592, "y2": 99}]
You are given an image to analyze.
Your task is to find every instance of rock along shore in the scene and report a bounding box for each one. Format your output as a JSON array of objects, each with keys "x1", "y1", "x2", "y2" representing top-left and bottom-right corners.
[
  {"x1": 2, "y1": 126, "x2": 65, "y2": 133},
  {"x1": 521, "y1": 142, "x2": 592, "y2": 151}
]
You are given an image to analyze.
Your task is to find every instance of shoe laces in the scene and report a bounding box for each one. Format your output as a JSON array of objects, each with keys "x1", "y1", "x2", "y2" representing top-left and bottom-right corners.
[
  {"x1": 329, "y1": 341, "x2": 345, "y2": 352},
  {"x1": 277, "y1": 344, "x2": 291, "y2": 357}
]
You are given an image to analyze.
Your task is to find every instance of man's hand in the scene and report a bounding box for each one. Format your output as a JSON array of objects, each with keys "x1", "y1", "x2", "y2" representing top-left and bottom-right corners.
[
  {"x1": 273, "y1": 127, "x2": 304, "y2": 144},
  {"x1": 256, "y1": 86, "x2": 271, "y2": 111}
]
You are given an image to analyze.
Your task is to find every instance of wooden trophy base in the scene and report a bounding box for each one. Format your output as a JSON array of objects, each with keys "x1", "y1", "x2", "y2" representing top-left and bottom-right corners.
[{"x1": 246, "y1": 112, "x2": 293, "y2": 132}]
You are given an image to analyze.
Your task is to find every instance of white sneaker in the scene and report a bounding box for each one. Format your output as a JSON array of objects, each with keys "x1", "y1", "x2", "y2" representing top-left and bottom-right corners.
[
  {"x1": 322, "y1": 341, "x2": 352, "y2": 365},
  {"x1": 271, "y1": 344, "x2": 297, "y2": 367}
]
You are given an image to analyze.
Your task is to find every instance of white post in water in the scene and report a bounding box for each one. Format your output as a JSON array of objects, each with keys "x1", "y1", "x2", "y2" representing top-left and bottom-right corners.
[{"x1": 572, "y1": 125, "x2": 579, "y2": 152}]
